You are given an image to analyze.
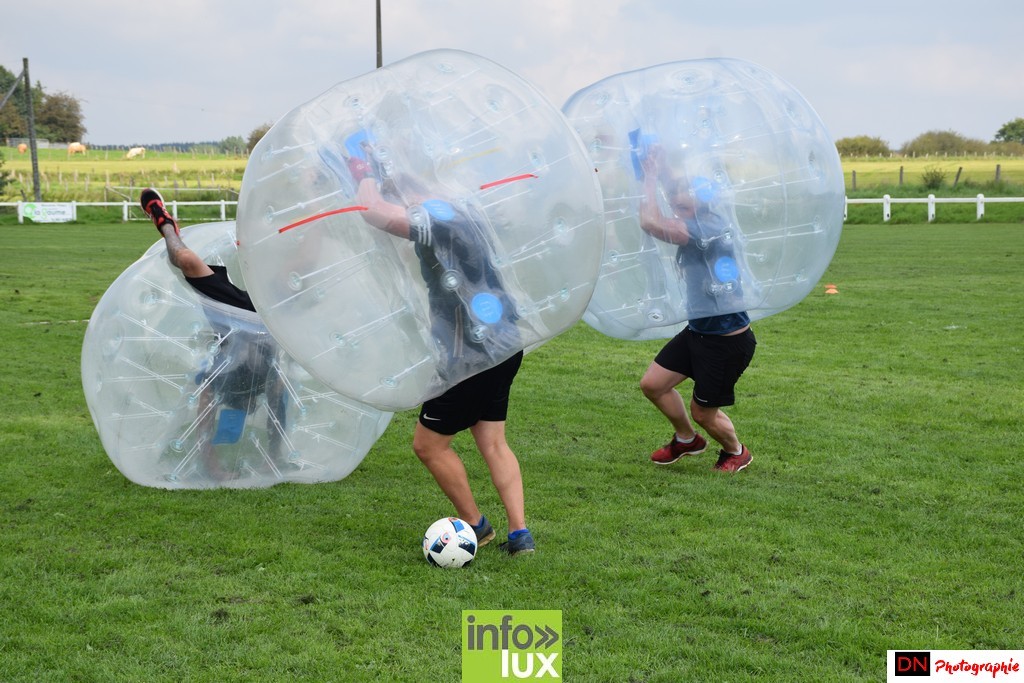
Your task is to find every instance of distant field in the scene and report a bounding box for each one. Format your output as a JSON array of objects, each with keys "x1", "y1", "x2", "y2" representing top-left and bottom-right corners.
[
  {"x1": 5, "y1": 146, "x2": 1024, "y2": 201},
  {"x1": 1, "y1": 147, "x2": 247, "y2": 200},
  {"x1": 840, "y1": 156, "x2": 1024, "y2": 189}
]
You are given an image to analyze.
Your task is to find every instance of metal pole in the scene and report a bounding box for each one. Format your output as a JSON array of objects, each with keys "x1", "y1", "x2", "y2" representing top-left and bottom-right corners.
[
  {"x1": 376, "y1": 0, "x2": 383, "y2": 68},
  {"x1": 24, "y1": 58, "x2": 41, "y2": 202}
]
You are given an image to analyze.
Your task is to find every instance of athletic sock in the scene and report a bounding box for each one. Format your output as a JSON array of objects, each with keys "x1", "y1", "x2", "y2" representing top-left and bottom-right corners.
[
  {"x1": 508, "y1": 528, "x2": 530, "y2": 540},
  {"x1": 675, "y1": 434, "x2": 695, "y2": 444}
]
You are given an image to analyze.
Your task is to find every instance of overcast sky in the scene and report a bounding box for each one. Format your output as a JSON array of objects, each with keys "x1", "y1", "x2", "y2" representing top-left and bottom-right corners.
[{"x1": 3, "y1": 1, "x2": 1022, "y2": 148}]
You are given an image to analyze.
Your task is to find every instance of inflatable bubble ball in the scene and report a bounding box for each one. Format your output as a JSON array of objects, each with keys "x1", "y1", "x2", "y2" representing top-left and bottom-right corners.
[
  {"x1": 236, "y1": 48, "x2": 606, "y2": 411},
  {"x1": 81, "y1": 221, "x2": 393, "y2": 489},
  {"x1": 562, "y1": 57, "x2": 845, "y2": 340}
]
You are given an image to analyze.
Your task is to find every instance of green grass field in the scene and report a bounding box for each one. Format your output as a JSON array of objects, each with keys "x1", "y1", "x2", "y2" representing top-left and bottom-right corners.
[
  {"x1": 840, "y1": 156, "x2": 1024, "y2": 188},
  {"x1": 1, "y1": 223, "x2": 1022, "y2": 681},
  {"x1": 4, "y1": 147, "x2": 1024, "y2": 205}
]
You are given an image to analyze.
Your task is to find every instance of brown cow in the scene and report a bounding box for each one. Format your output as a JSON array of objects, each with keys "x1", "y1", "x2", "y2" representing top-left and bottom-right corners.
[
  {"x1": 67, "y1": 142, "x2": 87, "y2": 156},
  {"x1": 17, "y1": 143, "x2": 27, "y2": 154}
]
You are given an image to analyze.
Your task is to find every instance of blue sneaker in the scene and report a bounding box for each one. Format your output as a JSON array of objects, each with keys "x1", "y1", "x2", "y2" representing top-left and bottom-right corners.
[
  {"x1": 471, "y1": 515, "x2": 496, "y2": 547},
  {"x1": 499, "y1": 529, "x2": 535, "y2": 557}
]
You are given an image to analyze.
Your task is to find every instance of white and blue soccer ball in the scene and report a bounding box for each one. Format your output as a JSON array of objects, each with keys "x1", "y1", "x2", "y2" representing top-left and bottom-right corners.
[{"x1": 422, "y1": 517, "x2": 478, "y2": 568}]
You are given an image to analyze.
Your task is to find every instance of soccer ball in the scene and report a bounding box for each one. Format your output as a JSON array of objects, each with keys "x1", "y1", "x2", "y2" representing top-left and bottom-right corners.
[{"x1": 422, "y1": 517, "x2": 478, "y2": 568}]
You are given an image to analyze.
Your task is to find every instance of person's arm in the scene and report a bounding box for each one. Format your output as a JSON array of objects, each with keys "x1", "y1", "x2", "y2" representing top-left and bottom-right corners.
[
  {"x1": 637, "y1": 152, "x2": 690, "y2": 246},
  {"x1": 355, "y1": 178, "x2": 411, "y2": 238}
]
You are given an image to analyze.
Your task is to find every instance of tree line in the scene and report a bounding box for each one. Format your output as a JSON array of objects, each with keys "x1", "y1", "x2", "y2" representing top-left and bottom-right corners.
[
  {"x1": 3, "y1": 64, "x2": 1023, "y2": 158},
  {"x1": 0, "y1": 64, "x2": 273, "y2": 154},
  {"x1": 834, "y1": 121, "x2": 1024, "y2": 157},
  {"x1": 0, "y1": 65, "x2": 86, "y2": 143}
]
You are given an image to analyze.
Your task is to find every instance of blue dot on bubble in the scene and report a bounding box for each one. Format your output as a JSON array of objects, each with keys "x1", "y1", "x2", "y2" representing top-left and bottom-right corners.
[
  {"x1": 692, "y1": 176, "x2": 717, "y2": 203},
  {"x1": 423, "y1": 199, "x2": 456, "y2": 221},
  {"x1": 714, "y1": 256, "x2": 739, "y2": 282},
  {"x1": 471, "y1": 293, "x2": 503, "y2": 323}
]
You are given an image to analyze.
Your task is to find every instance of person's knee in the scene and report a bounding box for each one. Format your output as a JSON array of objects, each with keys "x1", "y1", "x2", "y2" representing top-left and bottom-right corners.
[
  {"x1": 412, "y1": 437, "x2": 433, "y2": 463},
  {"x1": 413, "y1": 427, "x2": 451, "y2": 464},
  {"x1": 639, "y1": 373, "x2": 664, "y2": 400}
]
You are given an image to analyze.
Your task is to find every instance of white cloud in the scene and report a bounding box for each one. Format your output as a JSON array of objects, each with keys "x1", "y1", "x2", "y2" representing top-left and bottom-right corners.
[{"x1": 2, "y1": 0, "x2": 1021, "y2": 145}]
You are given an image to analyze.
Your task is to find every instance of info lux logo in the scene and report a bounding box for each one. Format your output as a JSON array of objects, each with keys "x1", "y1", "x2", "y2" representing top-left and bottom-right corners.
[{"x1": 462, "y1": 610, "x2": 562, "y2": 681}]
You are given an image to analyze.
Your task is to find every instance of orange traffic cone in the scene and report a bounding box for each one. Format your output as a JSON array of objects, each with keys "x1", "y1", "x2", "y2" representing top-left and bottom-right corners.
[{"x1": 824, "y1": 283, "x2": 839, "y2": 295}]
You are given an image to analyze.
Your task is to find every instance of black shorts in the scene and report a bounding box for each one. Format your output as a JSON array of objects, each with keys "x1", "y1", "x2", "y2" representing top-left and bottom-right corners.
[
  {"x1": 186, "y1": 266, "x2": 256, "y2": 312},
  {"x1": 419, "y1": 351, "x2": 524, "y2": 435},
  {"x1": 654, "y1": 327, "x2": 756, "y2": 408}
]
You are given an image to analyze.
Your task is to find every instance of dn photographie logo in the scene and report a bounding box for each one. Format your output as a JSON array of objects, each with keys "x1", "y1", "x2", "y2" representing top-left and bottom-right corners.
[
  {"x1": 894, "y1": 651, "x2": 931, "y2": 676},
  {"x1": 462, "y1": 610, "x2": 561, "y2": 681},
  {"x1": 888, "y1": 649, "x2": 1023, "y2": 681}
]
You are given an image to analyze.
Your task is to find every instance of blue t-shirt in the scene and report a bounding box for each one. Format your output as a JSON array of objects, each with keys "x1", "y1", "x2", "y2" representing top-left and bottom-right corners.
[
  {"x1": 687, "y1": 311, "x2": 750, "y2": 335},
  {"x1": 408, "y1": 199, "x2": 521, "y2": 377},
  {"x1": 676, "y1": 210, "x2": 750, "y2": 335}
]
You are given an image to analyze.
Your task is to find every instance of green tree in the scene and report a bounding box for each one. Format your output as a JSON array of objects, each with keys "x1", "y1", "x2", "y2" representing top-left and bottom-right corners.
[
  {"x1": 0, "y1": 65, "x2": 28, "y2": 139},
  {"x1": 993, "y1": 117, "x2": 1024, "y2": 144},
  {"x1": 0, "y1": 102, "x2": 26, "y2": 138},
  {"x1": 989, "y1": 140, "x2": 1024, "y2": 156},
  {"x1": 219, "y1": 135, "x2": 246, "y2": 155},
  {"x1": 900, "y1": 130, "x2": 988, "y2": 156},
  {"x1": 0, "y1": 152, "x2": 9, "y2": 197},
  {"x1": 246, "y1": 122, "x2": 272, "y2": 153},
  {"x1": 835, "y1": 135, "x2": 890, "y2": 156},
  {"x1": 36, "y1": 90, "x2": 86, "y2": 142},
  {"x1": 1, "y1": 68, "x2": 85, "y2": 143}
]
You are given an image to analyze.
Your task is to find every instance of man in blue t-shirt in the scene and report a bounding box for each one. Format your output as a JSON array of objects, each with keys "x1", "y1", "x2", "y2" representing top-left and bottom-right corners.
[
  {"x1": 356, "y1": 171, "x2": 534, "y2": 556},
  {"x1": 635, "y1": 150, "x2": 756, "y2": 472}
]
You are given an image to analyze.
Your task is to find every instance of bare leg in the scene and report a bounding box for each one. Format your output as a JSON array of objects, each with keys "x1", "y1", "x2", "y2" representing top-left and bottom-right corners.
[
  {"x1": 412, "y1": 422, "x2": 482, "y2": 525},
  {"x1": 640, "y1": 361, "x2": 699, "y2": 440},
  {"x1": 470, "y1": 420, "x2": 526, "y2": 532},
  {"x1": 690, "y1": 401, "x2": 741, "y2": 453}
]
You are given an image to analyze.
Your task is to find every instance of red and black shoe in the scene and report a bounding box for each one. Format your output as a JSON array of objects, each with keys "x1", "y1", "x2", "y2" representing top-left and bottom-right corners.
[
  {"x1": 713, "y1": 445, "x2": 753, "y2": 473},
  {"x1": 140, "y1": 188, "x2": 179, "y2": 236},
  {"x1": 650, "y1": 433, "x2": 707, "y2": 465}
]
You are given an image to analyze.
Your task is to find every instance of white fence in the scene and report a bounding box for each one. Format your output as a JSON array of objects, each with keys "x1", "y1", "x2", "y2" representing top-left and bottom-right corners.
[
  {"x1": 845, "y1": 194, "x2": 1024, "y2": 222},
  {"x1": 0, "y1": 200, "x2": 238, "y2": 224},
  {"x1": 2, "y1": 196, "x2": 1024, "y2": 224}
]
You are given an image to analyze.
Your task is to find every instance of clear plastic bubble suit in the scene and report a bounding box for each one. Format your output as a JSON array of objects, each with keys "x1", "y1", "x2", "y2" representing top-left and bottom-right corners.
[
  {"x1": 236, "y1": 49, "x2": 605, "y2": 411},
  {"x1": 81, "y1": 221, "x2": 393, "y2": 489},
  {"x1": 562, "y1": 58, "x2": 844, "y2": 340}
]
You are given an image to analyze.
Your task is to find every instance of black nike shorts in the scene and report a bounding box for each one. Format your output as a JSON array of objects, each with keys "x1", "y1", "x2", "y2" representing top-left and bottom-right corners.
[
  {"x1": 419, "y1": 351, "x2": 524, "y2": 435},
  {"x1": 654, "y1": 327, "x2": 756, "y2": 408}
]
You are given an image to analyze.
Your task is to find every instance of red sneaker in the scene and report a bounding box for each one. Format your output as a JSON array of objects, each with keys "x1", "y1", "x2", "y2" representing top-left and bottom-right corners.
[
  {"x1": 713, "y1": 445, "x2": 753, "y2": 472},
  {"x1": 650, "y1": 433, "x2": 707, "y2": 465},
  {"x1": 140, "y1": 188, "x2": 179, "y2": 236}
]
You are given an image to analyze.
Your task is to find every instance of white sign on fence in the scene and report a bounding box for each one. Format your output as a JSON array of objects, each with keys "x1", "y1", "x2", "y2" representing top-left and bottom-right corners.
[{"x1": 22, "y1": 202, "x2": 75, "y2": 223}]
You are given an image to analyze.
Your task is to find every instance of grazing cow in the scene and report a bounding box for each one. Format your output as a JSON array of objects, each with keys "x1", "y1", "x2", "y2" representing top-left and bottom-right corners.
[
  {"x1": 126, "y1": 146, "x2": 146, "y2": 160},
  {"x1": 18, "y1": 143, "x2": 27, "y2": 153},
  {"x1": 67, "y1": 142, "x2": 87, "y2": 156}
]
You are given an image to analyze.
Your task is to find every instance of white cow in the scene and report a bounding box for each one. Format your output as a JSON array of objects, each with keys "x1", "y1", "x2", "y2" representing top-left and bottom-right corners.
[
  {"x1": 126, "y1": 146, "x2": 146, "y2": 159},
  {"x1": 67, "y1": 142, "x2": 87, "y2": 156}
]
